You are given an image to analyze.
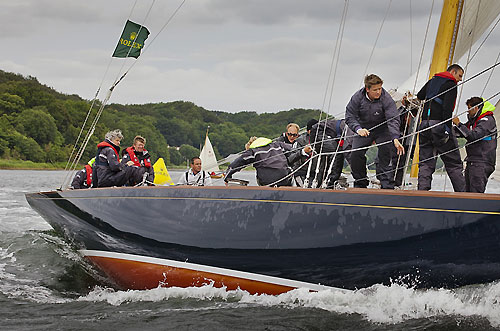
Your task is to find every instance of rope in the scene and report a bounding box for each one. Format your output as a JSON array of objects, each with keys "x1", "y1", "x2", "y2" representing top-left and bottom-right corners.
[
  {"x1": 360, "y1": 0, "x2": 392, "y2": 86},
  {"x1": 412, "y1": 0, "x2": 434, "y2": 95},
  {"x1": 481, "y1": 50, "x2": 500, "y2": 96},
  {"x1": 61, "y1": 0, "x2": 187, "y2": 189},
  {"x1": 468, "y1": 12, "x2": 500, "y2": 63},
  {"x1": 60, "y1": 1, "x2": 141, "y2": 189},
  {"x1": 304, "y1": 0, "x2": 349, "y2": 188}
]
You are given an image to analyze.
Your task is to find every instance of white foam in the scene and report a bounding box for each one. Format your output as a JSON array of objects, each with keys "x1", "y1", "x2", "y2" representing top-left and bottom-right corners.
[{"x1": 77, "y1": 281, "x2": 500, "y2": 327}]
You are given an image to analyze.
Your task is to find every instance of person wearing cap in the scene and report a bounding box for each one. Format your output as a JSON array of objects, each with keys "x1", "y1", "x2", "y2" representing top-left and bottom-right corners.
[
  {"x1": 452, "y1": 97, "x2": 497, "y2": 193},
  {"x1": 121, "y1": 135, "x2": 155, "y2": 186},
  {"x1": 70, "y1": 158, "x2": 95, "y2": 189},
  {"x1": 225, "y1": 136, "x2": 301, "y2": 187}
]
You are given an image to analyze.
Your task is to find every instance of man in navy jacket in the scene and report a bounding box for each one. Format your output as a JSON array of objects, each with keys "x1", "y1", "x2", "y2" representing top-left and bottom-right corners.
[{"x1": 345, "y1": 74, "x2": 404, "y2": 189}]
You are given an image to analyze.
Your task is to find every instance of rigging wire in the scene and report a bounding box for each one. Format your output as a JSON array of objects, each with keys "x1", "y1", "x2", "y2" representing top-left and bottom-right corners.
[
  {"x1": 360, "y1": 0, "x2": 392, "y2": 86},
  {"x1": 60, "y1": 0, "x2": 141, "y2": 189},
  {"x1": 410, "y1": 0, "x2": 413, "y2": 76},
  {"x1": 412, "y1": 0, "x2": 434, "y2": 95},
  {"x1": 304, "y1": 0, "x2": 349, "y2": 188},
  {"x1": 61, "y1": 0, "x2": 187, "y2": 189},
  {"x1": 258, "y1": 63, "x2": 500, "y2": 187},
  {"x1": 310, "y1": 0, "x2": 349, "y2": 189},
  {"x1": 481, "y1": 49, "x2": 500, "y2": 96},
  {"x1": 468, "y1": 11, "x2": 500, "y2": 63}
]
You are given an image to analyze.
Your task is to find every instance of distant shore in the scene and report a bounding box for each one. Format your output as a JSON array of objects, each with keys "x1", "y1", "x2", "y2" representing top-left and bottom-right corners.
[
  {"x1": 0, "y1": 159, "x2": 195, "y2": 171},
  {"x1": 0, "y1": 159, "x2": 67, "y2": 170}
]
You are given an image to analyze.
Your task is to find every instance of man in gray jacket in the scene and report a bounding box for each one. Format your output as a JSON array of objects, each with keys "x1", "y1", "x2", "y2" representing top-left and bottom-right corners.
[
  {"x1": 345, "y1": 74, "x2": 404, "y2": 189},
  {"x1": 453, "y1": 97, "x2": 497, "y2": 193}
]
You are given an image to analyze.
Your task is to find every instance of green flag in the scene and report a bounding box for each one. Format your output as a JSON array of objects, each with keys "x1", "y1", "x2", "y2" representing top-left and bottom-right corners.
[{"x1": 112, "y1": 20, "x2": 150, "y2": 59}]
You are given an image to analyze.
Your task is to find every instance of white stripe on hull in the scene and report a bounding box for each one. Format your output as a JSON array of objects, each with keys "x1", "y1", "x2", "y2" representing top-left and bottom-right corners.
[{"x1": 80, "y1": 249, "x2": 343, "y2": 293}]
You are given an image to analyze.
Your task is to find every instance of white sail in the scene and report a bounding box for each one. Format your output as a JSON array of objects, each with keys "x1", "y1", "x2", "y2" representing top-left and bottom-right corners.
[
  {"x1": 453, "y1": 0, "x2": 500, "y2": 63},
  {"x1": 200, "y1": 135, "x2": 220, "y2": 173},
  {"x1": 396, "y1": 0, "x2": 500, "y2": 97}
]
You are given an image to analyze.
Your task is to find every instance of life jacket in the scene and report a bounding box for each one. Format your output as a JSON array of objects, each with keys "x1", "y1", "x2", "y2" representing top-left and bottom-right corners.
[
  {"x1": 84, "y1": 164, "x2": 93, "y2": 187},
  {"x1": 467, "y1": 111, "x2": 494, "y2": 130},
  {"x1": 125, "y1": 146, "x2": 151, "y2": 168},
  {"x1": 425, "y1": 71, "x2": 457, "y2": 117},
  {"x1": 95, "y1": 141, "x2": 120, "y2": 166}
]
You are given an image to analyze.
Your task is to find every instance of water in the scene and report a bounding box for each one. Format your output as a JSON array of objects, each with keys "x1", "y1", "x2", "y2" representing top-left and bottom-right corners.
[{"x1": 1, "y1": 169, "x2": 500, "y2": 330}]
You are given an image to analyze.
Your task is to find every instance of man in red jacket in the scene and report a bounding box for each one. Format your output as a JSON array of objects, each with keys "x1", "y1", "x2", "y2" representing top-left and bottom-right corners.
[{"x1": 121, "y1": 135, "x2": 155, "y2": 185}]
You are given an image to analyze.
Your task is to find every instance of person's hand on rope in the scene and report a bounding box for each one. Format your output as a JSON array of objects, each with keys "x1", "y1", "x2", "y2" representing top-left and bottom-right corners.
[
  {"x1": 356, "y1": 128, "x2": 370, "y2": 137},
  {"x1": 452, "y1": 117, "x2": 461, "y2": 126},
  {"x1": 393, "y1": 139, "x2": 405, "y2": 155},
  {"x1": 303, "y1": 145, "x2": 312, "y2": 155}
]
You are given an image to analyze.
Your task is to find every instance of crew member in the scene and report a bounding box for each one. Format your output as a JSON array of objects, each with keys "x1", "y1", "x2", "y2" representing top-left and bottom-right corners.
[
  {"x1": 453, "y1": 97, "x2": 497, "y2": 193},
  {"x1": 121, "y1": 135, "x2": 155, "y2": 185},
  {"x1": 93, "y1": 129, "x2": 145, "y2": 188},
  {"x1": 178, "y1": 157, "x2": 212, "y2": 186},
  {"x1": 287, "y1": 119, "x2": 316, "y2": 186},
  {"x1": 309, "y1": 118, "x2": 352, "y2": 188},
  {"x1": 225, "y1": 137, "x2": 299, "y2": 187},
  {"x1": 345, "y1": 74, "x2": 404, "y2": 189},
  {"x1": 416, "y1": 64, "x2": 465, "y2": 192},
  {"x1": 70, "y1": 158, "x2": 95, "y2": 189}
]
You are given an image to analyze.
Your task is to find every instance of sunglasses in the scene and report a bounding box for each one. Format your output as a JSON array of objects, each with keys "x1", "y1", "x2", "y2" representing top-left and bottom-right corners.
[{"x1": 286, "y1": 132, "x2": 298, "y2": 137}]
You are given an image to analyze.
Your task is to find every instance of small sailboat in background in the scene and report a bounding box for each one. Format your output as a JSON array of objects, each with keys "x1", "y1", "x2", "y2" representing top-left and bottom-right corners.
[{"x1": 199, "y1": 126, "x2": 223, "y2": 178}]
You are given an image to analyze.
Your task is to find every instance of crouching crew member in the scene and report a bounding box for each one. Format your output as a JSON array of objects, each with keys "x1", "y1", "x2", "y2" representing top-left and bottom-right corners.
[
  {"x1": 93, "y1": 129, "x2": 145, "y2": 188},
  {"x1": 345, "y1": 74, "x2": 404, "y2": 189},
  {"x1": 453, "y1": 97, "x2": 497, "y2": 193},
  {"x1": 309, "y1": 118, "x2": 353, "y2": 187},
  {"x1": 277, "y1": 119, "x2": 318, "y2": 186},
  {"x1": 70, "y1": 158, "x2": 95, "y2": 189},
  {"x1": 224, "y1": 137, "x2": 296, "y2": 187},
  {"x1": 178, "y1": 157, "x2": 213, "y2": 186},
  {"x1": 121, "y1": 135, "x2": 155, "y2": 185}
]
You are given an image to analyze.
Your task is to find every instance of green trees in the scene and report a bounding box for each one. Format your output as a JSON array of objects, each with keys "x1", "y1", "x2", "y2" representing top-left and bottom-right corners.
[{"x1": 0, "y1": 69, "x2": 334, "y2": 168}]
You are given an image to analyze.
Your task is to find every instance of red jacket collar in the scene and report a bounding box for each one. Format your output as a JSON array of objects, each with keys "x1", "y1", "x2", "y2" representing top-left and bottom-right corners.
[{"x1": 434, "y1": 71, "x2": 457, "y2": 83}]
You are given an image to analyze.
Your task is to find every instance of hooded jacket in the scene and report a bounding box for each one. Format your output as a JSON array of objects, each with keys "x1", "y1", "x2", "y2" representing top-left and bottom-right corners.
[{"x1": 455, "y1": 101, "x2": 497, "y2": 166}]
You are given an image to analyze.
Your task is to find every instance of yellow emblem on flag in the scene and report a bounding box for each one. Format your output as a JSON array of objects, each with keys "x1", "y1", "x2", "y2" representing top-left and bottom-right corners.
[{"x1": 130, "y1": 32, "x2": 137, "y2": 40}]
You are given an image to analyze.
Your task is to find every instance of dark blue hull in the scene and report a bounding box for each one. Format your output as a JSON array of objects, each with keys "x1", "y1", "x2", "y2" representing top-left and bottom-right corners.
[{"x1": 26, "y1": 186, "x2": 500, "y2": 290}]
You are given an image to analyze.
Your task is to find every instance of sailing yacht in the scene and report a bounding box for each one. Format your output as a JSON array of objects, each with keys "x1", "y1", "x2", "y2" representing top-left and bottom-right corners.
[{"x1": 26, "y1": 0, "x2": 500, "y2": 295}]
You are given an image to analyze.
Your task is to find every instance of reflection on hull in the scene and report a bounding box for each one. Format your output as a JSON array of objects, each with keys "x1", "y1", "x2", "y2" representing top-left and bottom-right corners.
[{"x1": 26, "y1": 185, "x2": 500, "y2": 293}]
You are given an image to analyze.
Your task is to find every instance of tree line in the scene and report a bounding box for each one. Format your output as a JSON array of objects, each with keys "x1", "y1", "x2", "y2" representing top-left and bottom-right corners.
[{"x1": 0, "y1": 69, "x2": 324, "y2": 167}]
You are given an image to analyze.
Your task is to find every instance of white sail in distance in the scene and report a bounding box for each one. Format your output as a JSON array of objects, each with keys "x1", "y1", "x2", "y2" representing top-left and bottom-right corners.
[{"x1": 200, "y1": 135, "x2": 220, "y2": 174}]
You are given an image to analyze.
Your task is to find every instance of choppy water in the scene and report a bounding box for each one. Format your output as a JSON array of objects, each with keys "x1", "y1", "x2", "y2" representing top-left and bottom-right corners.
[{"x1": 1, "y1": 169, "x2": 500, "y2": 330}]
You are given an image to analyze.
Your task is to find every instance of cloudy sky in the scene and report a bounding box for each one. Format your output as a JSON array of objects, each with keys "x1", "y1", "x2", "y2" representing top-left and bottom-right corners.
[{"x1": 1, "y1": 0, "x2": 499, "y2": 118}]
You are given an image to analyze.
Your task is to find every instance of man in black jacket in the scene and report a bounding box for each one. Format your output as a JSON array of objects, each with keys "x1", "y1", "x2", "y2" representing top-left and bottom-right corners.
[
  {"x1": 453, "y1": 97, "x2": 497, "y2": 193},
  {"x1": 416, "y1": 64, "x2": 465, "y2": 192},
  {"x1": 93, "y1": 129, "x2": 145, "y2": 188}
]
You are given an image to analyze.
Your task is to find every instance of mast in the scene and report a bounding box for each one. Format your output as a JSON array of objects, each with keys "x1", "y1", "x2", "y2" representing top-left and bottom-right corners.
[{"x1": 410, "y1": 0, "x2": 464, "y2": 178}]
